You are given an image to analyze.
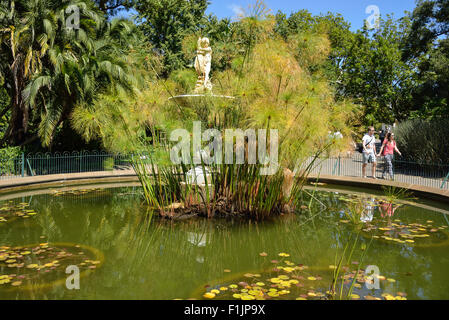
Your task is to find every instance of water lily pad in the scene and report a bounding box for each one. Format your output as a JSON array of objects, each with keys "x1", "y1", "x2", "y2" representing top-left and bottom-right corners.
[{"x1": 203, "y1": 292, "x2": 215, "y2": 299}]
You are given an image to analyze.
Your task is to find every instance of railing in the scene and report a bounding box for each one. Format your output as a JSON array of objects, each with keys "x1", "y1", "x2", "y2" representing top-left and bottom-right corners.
[
  {"x1": 307, "y1": 151, "x2": 449, "y2": 190},
  {"x1": 1, "y1": 149, "x2": 449, "y2": 190},
  {"x1": 0, "y1": 151, "x2": 134, "y2": 180}
]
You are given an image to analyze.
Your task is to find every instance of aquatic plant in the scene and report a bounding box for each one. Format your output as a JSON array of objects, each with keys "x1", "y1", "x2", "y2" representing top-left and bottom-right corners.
[
  {"x1": 0, "y1": 242, "x2": 103, "y2": 291},
  {"x1": 328, "y1": 233, "x2": 373, "y2": 300},
  {"x1": 129, "y1": 11, "x2": 356, "y2": 220},
  {"x1": 196, "y1": 251, "x2": 404, "y2": 301},
  {"x1": 361, "y1": 218, "x2": 449, "y2": 247},
  {"x1": 381, "y1": 186, "x2": 416, "y2": 205},
  {"x1": 0, "y1": 201, "x2": 37, "y2": 224}
]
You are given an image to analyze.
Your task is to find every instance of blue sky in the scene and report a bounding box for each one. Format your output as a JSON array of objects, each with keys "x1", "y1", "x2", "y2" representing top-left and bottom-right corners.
[{"x1": 206, "y1": 0, "x2": 417, "y2": 31}]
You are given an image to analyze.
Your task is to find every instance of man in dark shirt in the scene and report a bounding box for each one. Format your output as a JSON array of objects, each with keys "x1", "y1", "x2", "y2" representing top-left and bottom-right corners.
[{"x1": 379, "y1": 129, "x2": 386, "y2": 145}]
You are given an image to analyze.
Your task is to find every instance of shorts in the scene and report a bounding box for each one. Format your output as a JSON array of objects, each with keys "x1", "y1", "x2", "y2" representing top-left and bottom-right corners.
[{"x1": 363, "y1": 152, "x2": 376, "y2": 164}]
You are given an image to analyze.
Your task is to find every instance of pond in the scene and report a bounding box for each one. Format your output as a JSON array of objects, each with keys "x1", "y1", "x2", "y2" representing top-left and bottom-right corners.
[{"x1": 0, "y1": 183, "x2": 448, "y2": 300}]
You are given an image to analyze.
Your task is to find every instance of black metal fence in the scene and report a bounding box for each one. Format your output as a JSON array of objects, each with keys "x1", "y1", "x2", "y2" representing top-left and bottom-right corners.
[
  {"x1": 0, "y1": 151, "x2": 133, "y2": 180},
  {"x1": 307, "y1": 152, "x2": 449, "y2": 190},
  {"x1": 1, "y1": 149, "x2": 449, "y2": 190}
]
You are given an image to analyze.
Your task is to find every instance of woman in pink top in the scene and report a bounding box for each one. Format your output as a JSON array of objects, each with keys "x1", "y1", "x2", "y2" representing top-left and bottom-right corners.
[{"x1": 377, "y1": 132, "x2": 402, "y2": 180}]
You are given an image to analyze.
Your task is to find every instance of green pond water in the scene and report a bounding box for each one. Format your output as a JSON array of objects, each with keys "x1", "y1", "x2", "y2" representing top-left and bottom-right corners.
[{"x1": 0, "y1": 184, "x2": 449, "y2": 300}]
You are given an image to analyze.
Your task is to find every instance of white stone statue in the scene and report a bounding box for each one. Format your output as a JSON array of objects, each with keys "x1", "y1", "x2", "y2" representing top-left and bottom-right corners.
[{"x1": 194, "y1": 37, "x2": 212, "y2": 93}]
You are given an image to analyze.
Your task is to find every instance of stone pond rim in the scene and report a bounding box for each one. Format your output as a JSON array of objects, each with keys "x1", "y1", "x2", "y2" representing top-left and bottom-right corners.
[{"x1": 1, "y1": 172, "x2": 449, "y2": 206}]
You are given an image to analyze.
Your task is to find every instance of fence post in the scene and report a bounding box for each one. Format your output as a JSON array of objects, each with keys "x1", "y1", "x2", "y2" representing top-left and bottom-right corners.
[
  {"x1": 442, "y1": 171, "x2": 449, "y2": 189},
  {"x1": 21, "y1": 152, "x2": 25, "y2": 177},
  {"x1": 332, "y1": 158, "x2": 337, "y2": 175},
  {"x1": 338, "y1": 155, "x2": 341, "y2": 176}
]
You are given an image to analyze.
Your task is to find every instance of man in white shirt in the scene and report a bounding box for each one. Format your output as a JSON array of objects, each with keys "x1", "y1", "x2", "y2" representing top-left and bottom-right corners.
[{"x1": 362, "y1": 126, "x2": 377, "y2": 179}]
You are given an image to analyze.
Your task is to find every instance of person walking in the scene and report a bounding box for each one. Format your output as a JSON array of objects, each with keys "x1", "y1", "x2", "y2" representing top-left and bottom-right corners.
[
  {"x1": 362, "y1": 127, "x2": 377, "y2": 179},
  {"x1": 379, "y1": 129, "x2": 386, "y2": 145},
  {"x1": 377, "y1": 132, "x2": 402, "y2": 180}
]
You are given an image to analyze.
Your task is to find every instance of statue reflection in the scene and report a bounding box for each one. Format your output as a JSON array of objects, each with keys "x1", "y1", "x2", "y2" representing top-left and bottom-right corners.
[{"x1": 360, "y1": 196, "x2": 376, "y2": 223}]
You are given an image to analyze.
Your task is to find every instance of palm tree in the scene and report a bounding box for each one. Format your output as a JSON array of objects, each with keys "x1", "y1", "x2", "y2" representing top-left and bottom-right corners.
[{"x1": 0, "y1": 0, "x2": 138, "y2": 147}]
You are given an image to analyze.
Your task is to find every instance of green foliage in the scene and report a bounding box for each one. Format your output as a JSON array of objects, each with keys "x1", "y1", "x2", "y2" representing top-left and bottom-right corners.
[
  {"x1": 0, "y1": 86, "x2": 10, "y2": 145},
  {"x1": 131, "y1": 14, "x2": 357, "y2": 220},
  {"x1": 336, "y1": 17, "x2": 416, "y2": 124},
  {"x1": 103, "y1": 157, "x2": 115, "y2": 171},
  {"x1": 381, "y1": 186, "x2": 416, "y2": 204},
  {"x1": 168, "y1": 69, "x2": 197, "y2": 94},
  {"x1": 0, "y1": 146, "x2": 21, "y2": 159},
  {"x1": 273, "y1": 3, "x2": 448, "y2": 124},
  {"x1": 0, "y1": 0, "x2": 143, "y2": 148},
  {"x1": 395, "y1": 118, "x2": 449, "y2": 163},
  {"x1": 134, "y1": 0, "x2": 209, "y2": 74},
  {"x1": 404, "y1": 0, "x2": 449, "y2": 119},
  {"x1": 329, "y1": 233, "x2": 372, "y2": 300},
  {"x1": 94, "y1": 0, "x2": 135, "y2": 14},
  {"x1": 2, "y1": 0, "x2": 447, "y2": 152},
  {"x1": 0, "y1": 146, "x2": 21, "y2": 175},
  {"x1": 70, "y1": 81, "x2": 170, "y2": 153}
]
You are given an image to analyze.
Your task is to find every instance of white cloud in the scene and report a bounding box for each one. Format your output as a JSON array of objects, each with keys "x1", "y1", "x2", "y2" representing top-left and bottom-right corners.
[{"x1": 228, "y1": 4, "x2": 245, "y2": 20}]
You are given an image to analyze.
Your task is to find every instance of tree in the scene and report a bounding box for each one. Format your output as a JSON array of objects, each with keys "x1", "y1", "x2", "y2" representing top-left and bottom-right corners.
[
  {"x1": 93, "y1": 0, "x2": 135, "y2": 15},
  {"x1": 338, "y1": 16, "x2": 416, "y2": 124},
  {"x1": 403, "y1": 0, "x2": 449, "y2": 118},
  {"x1": 0, "y1": 0, "x2": 139, "y2": 147},
  {"x1": 134, "y1": 0, "x2": 209, "y2": 74}
]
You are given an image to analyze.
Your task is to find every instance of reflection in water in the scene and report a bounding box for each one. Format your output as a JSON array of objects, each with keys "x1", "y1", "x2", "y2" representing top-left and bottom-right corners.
[
  {"x1": 361, "y1": 196, "x2": 375, "y2": 223},
  {"x1": 187, "y1": 231, "x2": 209, "y2": 263},
  {"x1": 0, "y1": 186, "x2": 448, "y2": 299},
  {"x1": 379, "y1": 201, "x2": 398, "y2": 218}
]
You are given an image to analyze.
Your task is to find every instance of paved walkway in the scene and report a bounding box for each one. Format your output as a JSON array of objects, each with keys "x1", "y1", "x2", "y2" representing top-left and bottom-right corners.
[
  {"x1": 1, "y1": 165, "x2": 449, "y2": 205},
  {"x1": 308, "y1": 153, "x2": 449, "y2": 191},
  {"x1": 0, "y1": 168, "x2": 136, "y2": 192},
  {"x1": 308, "y1": 174, "x2": 449, "y2": 205}
]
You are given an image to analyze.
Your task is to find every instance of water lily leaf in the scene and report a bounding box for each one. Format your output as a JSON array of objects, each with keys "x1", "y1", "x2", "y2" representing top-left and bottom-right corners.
[
  {"x1": 278, "y1": 253, "x2": 290, "y2": 257},
  {"x1": 203, "y1": 292, "x2": 215, "y2": 299}
]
